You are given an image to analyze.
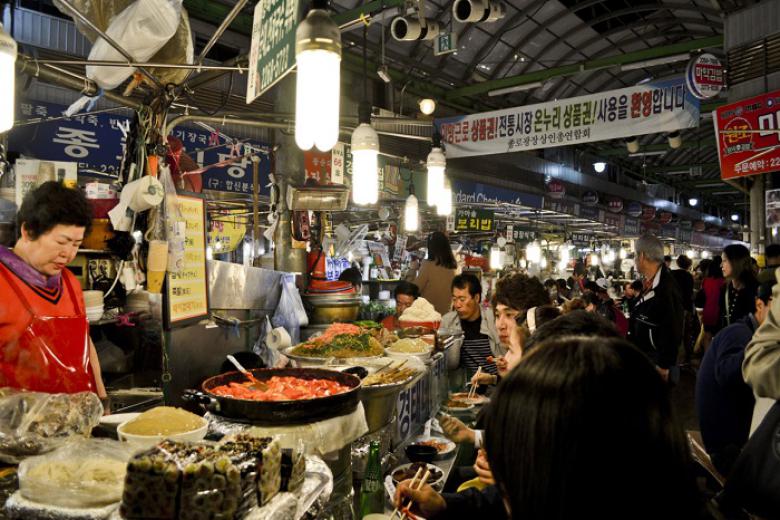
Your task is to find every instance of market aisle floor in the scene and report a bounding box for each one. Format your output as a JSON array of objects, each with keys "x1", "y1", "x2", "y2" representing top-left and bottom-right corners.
[{"x1": 673, "y1": 365, "x2": 700, "y2": 432}]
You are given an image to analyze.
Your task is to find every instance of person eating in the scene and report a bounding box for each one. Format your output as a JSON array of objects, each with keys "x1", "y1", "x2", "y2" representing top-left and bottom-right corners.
[
  {"x1": 381, "y1": 281, "x2": 419, "y2": 330},
  {"x1": 0, "y1": 182, "x2": 106, "y2": 398}
]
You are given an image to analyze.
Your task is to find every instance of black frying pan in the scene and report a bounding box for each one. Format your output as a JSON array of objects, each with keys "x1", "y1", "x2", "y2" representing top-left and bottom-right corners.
[{"x1": 183, "y1": 367, "x2": 361, "y2": 425}]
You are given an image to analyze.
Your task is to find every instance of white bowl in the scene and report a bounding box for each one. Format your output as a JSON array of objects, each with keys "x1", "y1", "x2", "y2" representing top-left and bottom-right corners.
[{"x1": 117, "y1": 416, "x2": 209, "y2": 448}]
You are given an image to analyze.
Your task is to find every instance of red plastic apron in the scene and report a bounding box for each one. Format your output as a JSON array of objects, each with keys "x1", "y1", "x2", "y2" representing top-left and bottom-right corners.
[{"x1": 0, "y1": 267, "x2": 94, "y2": 393}]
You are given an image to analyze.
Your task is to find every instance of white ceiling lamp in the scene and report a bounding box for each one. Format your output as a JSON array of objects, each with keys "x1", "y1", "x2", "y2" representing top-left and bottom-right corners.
[
  {"x1": 590, "y1": 253, "x2": 600, "y2": 266},
  {"x1": 490, "y1": 246, "x2": 502, "y2": 270},
  {"x1": 295, "y1": 2, "x2": 341, "y2": 152},
  {"x1": 619, "y1": 247, "x2": 627, "y2": 260},
  {"x1": 427, "y1": 143, "x2": 446, "y2": 207},
  {"x1": 540, "y1": 256, "x2": 548, "y2": 269},
  {"x1": 688, "y1": 197, "x2": 699, "y2": 207},
  {"x1": 488, "y1": 81, "x2": 543, "y2": 97},
  {"x1": 701, "y1": 250, "x2": 710, "y2": 259},
  {"x1": 620, "y1": 53, "x2": 690, "y2": 72},
  {"x1": 668, "y1": 130, "x2": 682, "y2": 149},
  {"x1": 526, "y1": 241, "x2": 542, "y2": 264},
  {"x1": 731, "y1": 213, "x2": 740, "y2": 222},
  {"x1": 686, "y1": 249, "x2": 697, "y2": 259},
  {"x1": 419, "y1": 98, "x2": 436, "y2": 115},
  {"x1": 351, "y1": 104, "x2": 379, "y2": 205},
  {"x1": 437, "y1": 177, "x2": 453, "y2": 216},
  {"x1": 0, "y1": 23, "x2": 17, "y2": 133},
  {"x1": 404, "y1": 181, "x2": 419, "y2": 232},
  {"x1": 626, "y1": 137, "x2": 640, "y2": 154},
  {"x1": 559, "y1": 244, "x2": 570, "y2": 265},
  {"x1": 593, "y1": 161, "x2": 607, "y2": 173}
]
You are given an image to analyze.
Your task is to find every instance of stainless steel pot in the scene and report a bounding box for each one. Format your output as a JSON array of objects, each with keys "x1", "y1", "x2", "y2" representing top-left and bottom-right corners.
[
  {"x1": 303, "y1": 293, "x2": 362, "y2": 325},
  {"x1": 359, "y1": 379, "x2": 413, "y2": 433}
]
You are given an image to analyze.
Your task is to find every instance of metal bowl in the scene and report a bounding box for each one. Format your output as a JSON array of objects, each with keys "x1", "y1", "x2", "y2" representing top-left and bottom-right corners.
[{"x1": 304, "y1": 294, "x2": 363, "y2": 325}]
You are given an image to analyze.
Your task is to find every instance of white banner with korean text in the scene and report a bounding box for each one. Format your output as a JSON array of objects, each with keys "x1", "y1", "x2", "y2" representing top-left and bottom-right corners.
[{"x1": 435, "y1": 77, "x2": 700, "y2": 158}]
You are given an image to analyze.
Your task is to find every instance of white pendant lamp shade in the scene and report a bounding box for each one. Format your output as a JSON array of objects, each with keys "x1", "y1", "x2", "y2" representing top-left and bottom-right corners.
[
  {"x1": 436, "y1": 177, "x2": 452, "y2": 216},
  {"x1": 525, "y1": 241, "x2": 542, "y2": 264},
  {"x1": 404, "y1": 193, "x2": 419, "y2": 232},
  {"x1": 351, "y1": 123, "x2": 379, "y2": 205},
  {"x1": 490, "y1": 247, "x2": 502, "y2": 270},
  {"x1": 295, "y1": 9, "x2": 341, "y2": 152},
  {"x1": 426, "y1": 147, "x2": 446, "y2": 207},
  {"x1": 0, "y1": 24, "x2": 17, "y2": 133}
]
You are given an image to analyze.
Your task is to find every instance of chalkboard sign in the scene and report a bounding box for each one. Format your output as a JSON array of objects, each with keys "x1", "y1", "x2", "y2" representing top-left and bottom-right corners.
[{"x1": 164, "y1": 193, "x2": 209, "y2": 329}]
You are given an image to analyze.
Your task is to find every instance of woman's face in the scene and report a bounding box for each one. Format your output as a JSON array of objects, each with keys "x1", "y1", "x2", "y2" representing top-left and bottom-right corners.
[
  {"x1": 21, "y1": 224, "x2": 84, "y2": 276},
  {"x1": 721, "y1": 254, "x2": 733, "y2": 279}
]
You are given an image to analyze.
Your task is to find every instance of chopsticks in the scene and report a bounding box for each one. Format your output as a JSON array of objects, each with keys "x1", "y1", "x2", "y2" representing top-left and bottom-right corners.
[
  {"x1": 467, "y1": 367, "x2": 482, "y2": 400},
  {"x1": 364, "y1": 360, "x2": 410, "y2": 386},
  {"x1": 391, "y1": 467, "x2": 431, "y2": 520}
]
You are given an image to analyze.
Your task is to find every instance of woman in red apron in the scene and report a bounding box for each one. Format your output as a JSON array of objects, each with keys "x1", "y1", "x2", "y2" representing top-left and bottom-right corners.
[{"x1": 0, "y1": 181, "x2": 106, "y2": 397}]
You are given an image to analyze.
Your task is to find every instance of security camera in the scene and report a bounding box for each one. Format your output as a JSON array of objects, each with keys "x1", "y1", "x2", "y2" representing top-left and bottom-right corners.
[
  {"x1": 452, "y1": 0, "x2": 505, "y2": 23},
  {"x1": 391, "y1": 17, "x2": 441, "y2": 41}
]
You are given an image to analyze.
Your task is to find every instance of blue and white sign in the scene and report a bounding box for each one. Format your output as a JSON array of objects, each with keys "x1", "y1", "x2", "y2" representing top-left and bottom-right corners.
[
  {"x1": 452, "y1": 179, "x2": 543, "y2": 209},
  {"x1": 9, "y1": 101, "x2": 272, "y2": 195}
]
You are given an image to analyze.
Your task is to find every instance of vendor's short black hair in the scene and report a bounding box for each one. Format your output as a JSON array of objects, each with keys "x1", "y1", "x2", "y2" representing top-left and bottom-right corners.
[
  {"x1": 630, "y1": 280, "x2": 643, "y2": 292},
  {"x1": 338, "y1": 267, "x2": 363, "y2": 288},
  {"x1": 17, "y1": 181, "x2": 92, "y2": 240},
  {"x1": 394, "y1": 280, "x2": 419, "y2": 299},
  {"x1": 664, "y1": 255, "x2": 673, "y2": 264},
  {"x1": 452, "y1": 273, "x2": 481, "y2": 297}
]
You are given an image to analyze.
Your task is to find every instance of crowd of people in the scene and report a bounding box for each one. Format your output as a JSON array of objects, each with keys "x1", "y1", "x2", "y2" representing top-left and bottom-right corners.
[{"x1": 387, "y1": 233, "x2": 780, "y2": 519}]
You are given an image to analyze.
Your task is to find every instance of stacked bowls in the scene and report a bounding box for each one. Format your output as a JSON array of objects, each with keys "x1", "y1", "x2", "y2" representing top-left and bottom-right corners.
[{"x1": 83, "y1": 290, "x2": 104, "y2": 322}]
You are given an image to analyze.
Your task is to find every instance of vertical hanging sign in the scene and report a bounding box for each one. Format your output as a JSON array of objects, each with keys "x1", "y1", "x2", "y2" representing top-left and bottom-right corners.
[{"x1": 247, "y1": 0, "x2": 302, "y2": 103}]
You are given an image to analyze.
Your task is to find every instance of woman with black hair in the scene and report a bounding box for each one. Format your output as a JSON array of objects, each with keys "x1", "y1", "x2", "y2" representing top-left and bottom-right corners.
[
  {"x1": 412, "y1": 231, "x2": 457, "y2": 315},
  {"x1": 718, "y1": 244, "x2": 759, "y2": 331},
  {"x1": 0, "y1": 182, "x2": 106, "y2": 398},
  {"x1": 397, "y1": 335, "x2": 708, "y2": 519}
]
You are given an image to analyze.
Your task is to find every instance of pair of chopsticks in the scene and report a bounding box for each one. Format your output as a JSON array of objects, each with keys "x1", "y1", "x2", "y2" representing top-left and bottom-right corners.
[
  {"x1": 467, "y1": 367, "x2": 482, "y2": 399},
  {"x1": 390, "y1": 466, "x2": 431, "y2": 520}
]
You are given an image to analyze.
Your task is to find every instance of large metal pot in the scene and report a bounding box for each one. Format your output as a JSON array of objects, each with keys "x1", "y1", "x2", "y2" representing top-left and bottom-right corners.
[
  {"x1": 183, "y1": 367, "x2": 361, "y2": 425},
  {"x1": 303, "y1": 293, "x2": 362, "y2": 324}
]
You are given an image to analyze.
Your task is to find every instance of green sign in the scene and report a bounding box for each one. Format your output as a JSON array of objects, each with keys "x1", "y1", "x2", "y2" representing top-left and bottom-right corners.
[
  {"x1": 246, "y1": 0, "x2": 301, "y2": 103},
  {"x1": 455, "y1": 208, "x2": 494, "y2": 232},
  {"x1": 434, "y1": 32, "x2": 457, "y2": 56}
]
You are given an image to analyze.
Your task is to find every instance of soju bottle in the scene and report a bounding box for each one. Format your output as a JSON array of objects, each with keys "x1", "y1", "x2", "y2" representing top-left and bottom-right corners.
[{"x1": 359, "y1": 441, "x2": 384, "y2": 518}]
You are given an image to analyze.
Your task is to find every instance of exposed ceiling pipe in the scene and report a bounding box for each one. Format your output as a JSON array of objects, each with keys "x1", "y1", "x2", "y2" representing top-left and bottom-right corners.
[
  {"x1": 56, "y1": 0, "x2": 163, "y2": 90},
  {"x1": 30, "y1": 59, "x2": 247, "y2": 72},
  {"x1": 164, "y1": 114, "x2": 290, "y2": 138},
  {"x1": 16, "y1": 54, "x2": 143, "y2": 110}
]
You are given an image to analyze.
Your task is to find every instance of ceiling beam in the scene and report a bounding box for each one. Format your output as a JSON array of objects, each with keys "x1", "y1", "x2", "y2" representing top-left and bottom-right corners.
[
  {"x1": 445, "y1": 35, "x2": 723, "y2": 100},
  {"x1": 644, "y1": 162, "x2": 720, "y2": 173},
  {"x1": 183, "y1": 0, "x2": 253, "y2": 34},
  {"x1": 599, "y1": 139, "x2": 717, "y2": 157}
]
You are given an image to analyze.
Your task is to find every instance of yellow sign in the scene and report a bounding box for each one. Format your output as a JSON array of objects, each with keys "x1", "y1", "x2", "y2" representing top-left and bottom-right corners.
[
  {"x1": 208, "y1": 211, "x2": 247, "y2": 253},
  {"x1": 166, "y1": 195, "x2": 209, "y2": 327}
]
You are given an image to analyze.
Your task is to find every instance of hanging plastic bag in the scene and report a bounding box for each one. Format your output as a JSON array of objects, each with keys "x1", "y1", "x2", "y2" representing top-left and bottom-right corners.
[
  {"x1": 85, "y1": 0, "x2": 183, "y2": 90},
  {"x1": 158, "y1": 162, "x2": 186, "y2": 273},
  {"x1": 0, "y1": 389, "x2": 103, "y2": 464},
  {"x1": 18, "y1": 438, "x2": 136, "y2": 509}
]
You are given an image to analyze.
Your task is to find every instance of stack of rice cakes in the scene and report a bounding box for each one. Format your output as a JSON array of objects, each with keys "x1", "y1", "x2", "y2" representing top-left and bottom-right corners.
[{"x1": 120, "y1": 435, "x2": 282, "y2": 519}]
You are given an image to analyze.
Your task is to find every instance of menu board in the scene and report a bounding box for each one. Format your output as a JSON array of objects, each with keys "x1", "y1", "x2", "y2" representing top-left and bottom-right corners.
[{"x1": 165, "y1": 194, "x2": 209, "y2": 328}]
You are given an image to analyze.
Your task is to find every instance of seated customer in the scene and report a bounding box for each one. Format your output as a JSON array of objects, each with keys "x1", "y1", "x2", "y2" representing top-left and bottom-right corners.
[
  {"x1": 440, "y1": 273, "x2": 501, "y2": 378},
  {"x1": 696, "y1": 279, "x2": 776, "y2": 474},
  {"x1": 381, "y1": 281, "x2": 419, "y2": 329},
  {"x1": 397, "y1": 336, "x2": 707, "y2": 520}
]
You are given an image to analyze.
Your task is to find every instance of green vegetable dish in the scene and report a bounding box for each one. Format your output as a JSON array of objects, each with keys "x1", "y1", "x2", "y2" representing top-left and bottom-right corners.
[
  {"x1": 353, "y1": 320, "x2": 382, "y2": 329},
  {"x1": 291, "y1": 333, "x2": 384, "y2": 358}
]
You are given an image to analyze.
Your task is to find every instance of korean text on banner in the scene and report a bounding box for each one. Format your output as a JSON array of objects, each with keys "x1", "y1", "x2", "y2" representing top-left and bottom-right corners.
[
  {"x1": 435, "y1": 77, "x2": 699, "y2": 158},
  {"x1": 714, "y1": 89, "x2": 780, "y2": 180}
]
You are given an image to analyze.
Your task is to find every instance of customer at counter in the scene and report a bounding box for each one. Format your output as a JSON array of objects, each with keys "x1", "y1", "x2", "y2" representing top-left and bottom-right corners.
[
  {"x1": 381, "y1": 281, "x2": 419, "y2": 330},
  {"x1": 758, "y1": 243, "x2": 780, "y2": 284},
  {"x1": 0, "y1": 182, "x2": 106, "y2": 398},
  {"x1": 412, "y1": 231, "x2": 457, "y2": 315},
  {"x1": 440, "y1": 273, "x2": 500, "y2": 378}
]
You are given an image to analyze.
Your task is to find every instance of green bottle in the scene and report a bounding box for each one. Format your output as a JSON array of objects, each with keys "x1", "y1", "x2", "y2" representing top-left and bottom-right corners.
[{"x1": 359, "y1": 441, "x2": 384, "y2": 518}]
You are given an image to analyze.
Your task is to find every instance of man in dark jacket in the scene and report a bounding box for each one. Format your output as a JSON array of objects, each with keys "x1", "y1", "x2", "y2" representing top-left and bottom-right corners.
[
  {"x1": 758, "y1": 243, "x2": 780, "y2": 284},
  {"x1": 628, "y1": 235, "x2": 684, "y2": 382},
  {"x1": 696, "y1": 280, "x2": 775, "y2": 474}
]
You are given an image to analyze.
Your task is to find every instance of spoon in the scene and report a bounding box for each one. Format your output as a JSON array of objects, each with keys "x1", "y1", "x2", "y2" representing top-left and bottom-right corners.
[{"x1": 226, "y1": 355, "x2": 267, "y2": 391}]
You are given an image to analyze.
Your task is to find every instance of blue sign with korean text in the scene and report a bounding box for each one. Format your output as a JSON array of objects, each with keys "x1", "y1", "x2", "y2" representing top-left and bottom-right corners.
[
  {"x1": 9, "y1": 101, "x2": 271, "y2": 196},
  {"x1": 452, "y1": 178, "x2": 543, "y2": 209}
]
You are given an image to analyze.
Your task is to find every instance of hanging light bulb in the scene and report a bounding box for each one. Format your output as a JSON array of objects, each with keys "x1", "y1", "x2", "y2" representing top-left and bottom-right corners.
[
  {"x1": 0, "y1": 23, "x2": 17, "y2": 133},
  {"x1": 519, "y1": 259, "x2": 528, "y2": 269},
  {"x1": 404, "y1": 192, "x2": 419, "y2": 232},
  {"x1": 295, "y1": 3, "x2": 341, "y2": 151},
  {"x1": 540, "y1": 256, "x2": 548, "y2": 269},
  {"x1": 490, "y1": 246, "x2": 502, "y2": 270},
  {"x1": 437, "y1": 177, "x2": 453, "y2": 216},
  {"x1": 619, "y1": 247, "x2": 627, "y2": 260},
  {"x1": 351, "y1": 106, "x2": 379, "y2": 205},
  {"x1": 686, "y1": 249, "x2": 697, "y2": 259},
  {"x1": 590, "y1": 253, "x2": 600, "y2": 266},
  {"x1": 701, "y1": 250, "x2": 710, "y2": 259},
  {"x1": 426, "y1": 145, "x2": 446, "y2": 207},
  {"x1": 526, "y1": 241, "x2": 542, "y2": 264}
]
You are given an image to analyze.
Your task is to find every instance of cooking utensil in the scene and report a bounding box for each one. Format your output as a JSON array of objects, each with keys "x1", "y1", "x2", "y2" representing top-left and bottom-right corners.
[
  {"x1": 183, "y1": 367, "x2": 361, "y2": 425},
  {"x1": 226, "y1": 354, "x2": 268, "y2": 391}
]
